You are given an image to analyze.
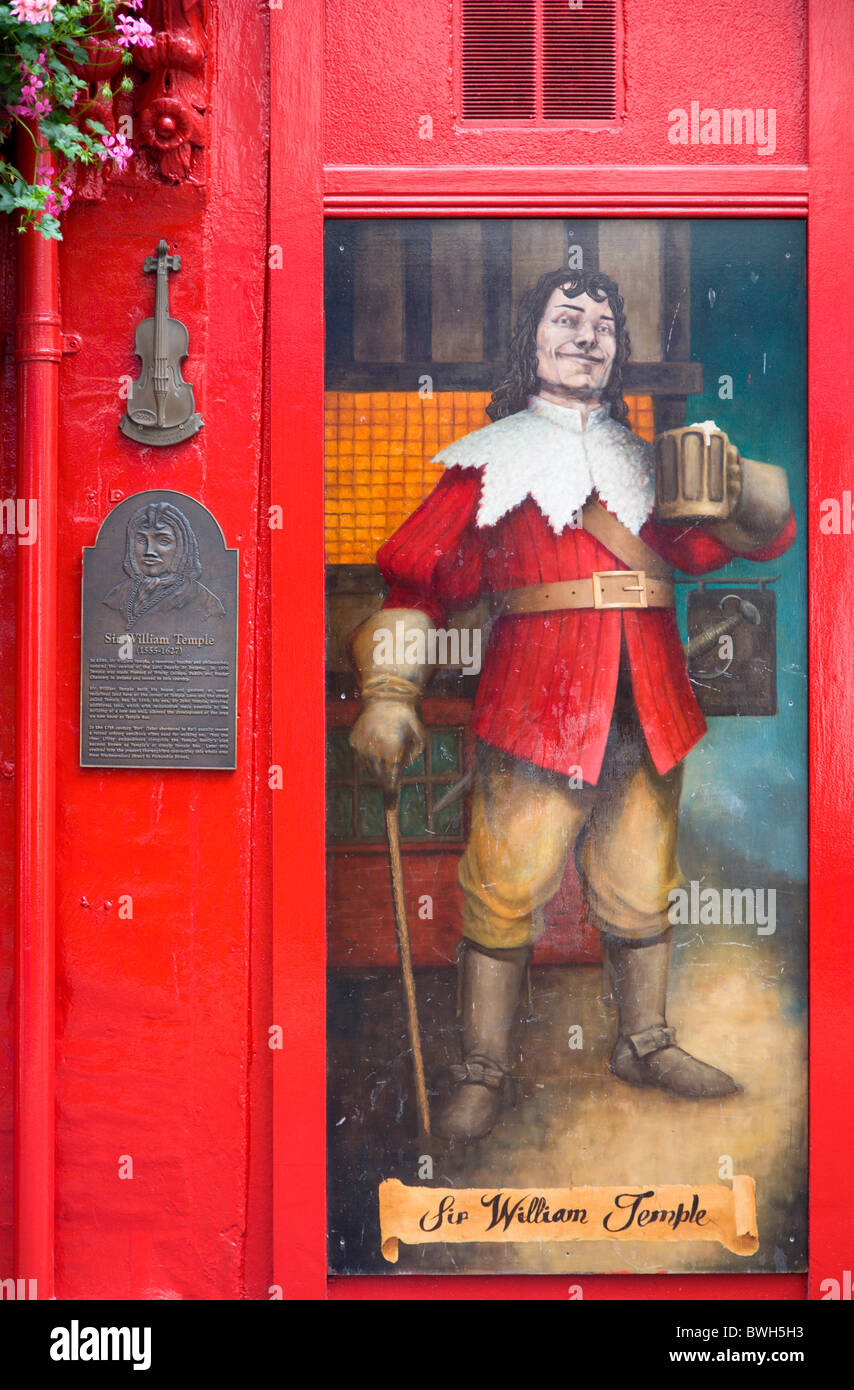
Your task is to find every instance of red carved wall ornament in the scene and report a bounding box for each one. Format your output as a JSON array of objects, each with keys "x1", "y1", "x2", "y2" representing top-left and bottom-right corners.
[{"x1": 133, "y1": 0, "x2": 208, "y2": 184}]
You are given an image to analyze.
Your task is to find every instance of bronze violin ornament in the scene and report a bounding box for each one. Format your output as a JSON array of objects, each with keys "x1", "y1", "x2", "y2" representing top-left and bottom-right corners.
[{"x1": 120, "y1": 239, "x2": 204, "y2": 447}]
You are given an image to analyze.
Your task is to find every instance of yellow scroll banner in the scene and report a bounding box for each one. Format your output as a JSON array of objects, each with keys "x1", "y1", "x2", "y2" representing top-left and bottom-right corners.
[{"x1": 379, "y1": 1176, "x2": 758, "y2": 1263}]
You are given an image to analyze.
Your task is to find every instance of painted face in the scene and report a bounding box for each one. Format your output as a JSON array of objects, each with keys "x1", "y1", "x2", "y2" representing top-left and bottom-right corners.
[
  {"x1": 134, "y1": 522, "x2": 178, "y2": 576},
  {"x1": 535, "y1": 288, "x2": 617, "y2": 401}
]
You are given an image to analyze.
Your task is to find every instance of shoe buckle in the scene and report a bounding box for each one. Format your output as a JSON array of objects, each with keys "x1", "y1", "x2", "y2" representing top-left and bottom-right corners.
[
  {"x1": 448, "y1": 1057, "x2": 507, "y2": 1090},
  {"x1": 628, "y1": 1025, "x2": 677, "y2": 1058}
]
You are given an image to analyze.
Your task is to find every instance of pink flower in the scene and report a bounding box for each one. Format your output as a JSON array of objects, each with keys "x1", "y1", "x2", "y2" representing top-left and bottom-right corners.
[
  {"x1": 115, "y1": 14, "x2": 155, "y2": 48},
  {"x1": 7, "y1": 56, "x2": 52, "y2": 120},
  {"x1": 35, "y1": 161, "x2": 73, "y2": 219},
  {"x1": 38, "y1": 175, "x2": 59, "y2": 218},
  {"x1": 100, "y1": 131, "x2": 134, "y2": 172},
  {"x1": 10, "y1": 0, "x2": 57, "y2": 22}
]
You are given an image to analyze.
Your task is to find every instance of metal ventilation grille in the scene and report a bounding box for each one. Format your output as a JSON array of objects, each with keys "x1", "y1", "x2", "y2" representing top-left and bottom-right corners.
[
  {"x1": 461, "y1": 0, "x2": 535, "y2": 121},
  {"x1": 543, "y1": 0, "x2": 617, "y2": 120},
  {"x1": 460, "y1": 0, "x2": 618, "y2": 124}
]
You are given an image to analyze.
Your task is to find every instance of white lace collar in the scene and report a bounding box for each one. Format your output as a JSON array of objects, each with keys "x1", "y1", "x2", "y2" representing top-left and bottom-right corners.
[{"x1": 434, "y1": 395, "x2": 655, "y2": 535}]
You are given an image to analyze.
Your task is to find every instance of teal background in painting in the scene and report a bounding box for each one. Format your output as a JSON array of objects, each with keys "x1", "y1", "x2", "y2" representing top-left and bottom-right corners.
[{"x1": 678, "y1": 219, "x2": 807, "y2": 881}]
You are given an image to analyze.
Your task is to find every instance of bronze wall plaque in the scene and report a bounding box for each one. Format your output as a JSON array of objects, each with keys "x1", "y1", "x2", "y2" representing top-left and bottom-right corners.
[{"x1": 81, "y1": 490, "x2": 238, "y2": 769}]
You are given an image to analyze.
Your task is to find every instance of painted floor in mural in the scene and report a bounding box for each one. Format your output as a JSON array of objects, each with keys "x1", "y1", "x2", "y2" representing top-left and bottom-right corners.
[{"x1": 327, "y1": 907, "x2": 807, "y2": 1276}]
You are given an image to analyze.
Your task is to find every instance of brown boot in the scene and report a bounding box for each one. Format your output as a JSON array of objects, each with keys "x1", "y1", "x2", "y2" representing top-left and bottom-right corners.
[
  {"x1": 433, "y1": 939, "x2": 531, "y2": 1144},
  {"x1": 604, "y1": 929, "x2": 741, "y2": 1098}
]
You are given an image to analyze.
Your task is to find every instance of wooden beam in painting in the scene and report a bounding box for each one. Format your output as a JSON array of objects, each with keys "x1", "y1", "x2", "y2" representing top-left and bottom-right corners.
[
  {"x1": 482, "y1": 220, "x2": 512, "y2": 364},
  {"x1": 323, "y1": 221, "x2": 356, "y2": 366},
  {"x1": 598, "y1": 221, "x2": 663, "y2": 362},
  {"x1": 624, "y1": 360, "x2": 702, "y2": 393},
  {"x1": 353, "y1": 222, "x2": 404, "y2": 362},
  {"x1": 511, "y1": 220, "x2": 570, "y2": 323},
  {"x1": 655, "y1": 223, "x2": 694, "y2": 434},
  {"x1": 431, "y1": 221, "x2": 484, "y2": 363},
  {"x1": 564, "y1": 220, "x2": 599, "y2": 274},
  {"x1": 326, "y1": 360, "x2": 702, "y2": 395},
  {"x1": 661, "y1": 220, "x2": 692, "y2": 364},
  {"x1": 403, "y1": 221, "x2": 432, "y2": 363}
]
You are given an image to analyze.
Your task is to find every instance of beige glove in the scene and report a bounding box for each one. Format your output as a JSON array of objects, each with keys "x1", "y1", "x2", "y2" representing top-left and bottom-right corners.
[
  {"x1": 348, "y1": 608, "x2": 435, "y2": 792},
  {"x1": 711, "y1": 455, "x2": 791, "y2": 551}
]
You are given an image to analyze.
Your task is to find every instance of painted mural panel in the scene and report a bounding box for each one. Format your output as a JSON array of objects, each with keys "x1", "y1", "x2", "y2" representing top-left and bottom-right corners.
[{"x1": 325, "y1": 218, "x2": 807, "y2": 1276}]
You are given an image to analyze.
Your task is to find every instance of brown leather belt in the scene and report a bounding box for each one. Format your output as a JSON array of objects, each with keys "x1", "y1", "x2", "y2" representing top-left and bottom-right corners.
[{"x1": 492, "y1": 569, "x2": 675, "y2": 616}]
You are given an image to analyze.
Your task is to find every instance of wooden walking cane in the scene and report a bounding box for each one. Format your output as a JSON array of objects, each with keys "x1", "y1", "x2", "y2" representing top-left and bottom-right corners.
[{"x1": 384, "y1": 788, "x2": 432, "y2": 1136}]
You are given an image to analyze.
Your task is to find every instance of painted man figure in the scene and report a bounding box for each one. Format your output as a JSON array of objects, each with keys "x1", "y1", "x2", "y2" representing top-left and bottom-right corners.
[{"x1": 349, "y1": 269, "x2": 796, "y2": 1144}]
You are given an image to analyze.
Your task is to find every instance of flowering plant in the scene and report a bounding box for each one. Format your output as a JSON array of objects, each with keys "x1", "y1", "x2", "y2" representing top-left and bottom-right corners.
[{"x1": 0, "y1": 0, "x2": 154, "y2": 238}]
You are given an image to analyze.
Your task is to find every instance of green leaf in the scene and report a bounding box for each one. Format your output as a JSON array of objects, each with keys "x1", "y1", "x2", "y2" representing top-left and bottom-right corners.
[{"x1": 34, "y1": 212, "x2": 62, "y2": 241}]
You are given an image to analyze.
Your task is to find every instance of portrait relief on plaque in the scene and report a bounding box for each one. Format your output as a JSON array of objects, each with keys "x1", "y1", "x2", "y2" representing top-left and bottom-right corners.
[
  {"x1": 324, "y1": 218, "x2": 806, "y2": 1276},
  {"x1": 102, "y1": 499, "x2": 226, "y2": 627},
  {"x1": 81, "y1": 489, "x2": 238, "y2": 770}
]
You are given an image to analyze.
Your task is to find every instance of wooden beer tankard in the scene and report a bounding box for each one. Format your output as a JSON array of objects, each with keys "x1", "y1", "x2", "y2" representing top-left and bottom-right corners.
[{"x1": 654, "y1": 423, "x2": 739, "y2": 523}]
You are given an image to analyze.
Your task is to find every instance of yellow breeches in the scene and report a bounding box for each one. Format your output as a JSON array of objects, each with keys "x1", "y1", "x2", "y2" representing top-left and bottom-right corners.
[{"x1": 458, "y1": 717, "x2": 684, "y2": 950}]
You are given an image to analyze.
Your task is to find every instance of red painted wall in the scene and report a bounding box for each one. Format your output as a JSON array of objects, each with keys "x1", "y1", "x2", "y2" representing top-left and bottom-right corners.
[
  {"x1": 1, "y1": 3, "x2": 272, "y2": 1298},
  {"x1": 277, "y1": 0, "x2": 820, "y2": 1300},
  {"x1": 1, "y1": 0, "x2": 817, "y2": 1301},
  {"x1": 325, "y1": 0, "x2": 806, "y2": 167}
]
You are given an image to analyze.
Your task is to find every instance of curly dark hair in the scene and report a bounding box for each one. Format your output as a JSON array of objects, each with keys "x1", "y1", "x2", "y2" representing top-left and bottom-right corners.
[{"x1": 487, "y1": 268, "x2": 631, "y2": 425}]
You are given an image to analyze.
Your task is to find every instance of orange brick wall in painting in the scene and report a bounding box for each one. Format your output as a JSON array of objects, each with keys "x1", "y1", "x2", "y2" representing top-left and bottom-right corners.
[{"x1": 325, "y1": 391, "x2": 655, "y2": 564}]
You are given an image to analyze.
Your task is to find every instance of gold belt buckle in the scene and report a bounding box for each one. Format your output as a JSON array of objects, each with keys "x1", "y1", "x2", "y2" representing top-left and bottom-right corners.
[{"x1": 591, "y1": 569, "x2": 649, "y2": 609}]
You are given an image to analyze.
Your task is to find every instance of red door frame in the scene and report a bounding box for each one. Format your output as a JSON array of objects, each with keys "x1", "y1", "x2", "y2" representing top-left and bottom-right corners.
[{"x1": 271, "y1": 0, "x2": 852, "y2": 1300}]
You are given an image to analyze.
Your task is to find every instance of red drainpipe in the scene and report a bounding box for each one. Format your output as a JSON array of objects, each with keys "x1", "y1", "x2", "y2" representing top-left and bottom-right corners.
[{"x1": 13, "y1": 123, "x2": 59, "y2": 1299}]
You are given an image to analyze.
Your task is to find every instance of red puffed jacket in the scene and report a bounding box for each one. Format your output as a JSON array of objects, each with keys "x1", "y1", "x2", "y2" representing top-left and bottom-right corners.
[{"x1": 377, "y1": 395, "x2": 796, "y2": 785}]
